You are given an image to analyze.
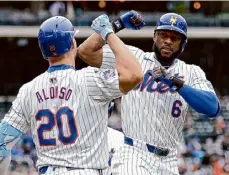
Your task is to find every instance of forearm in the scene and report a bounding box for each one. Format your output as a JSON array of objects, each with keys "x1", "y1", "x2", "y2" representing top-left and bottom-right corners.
[
  {"x1": 178, "y1": 85, "x2": 220, "y2": 118},
  {"x1": 78, "y1": 33, "x2": 105, "y2": 68}
]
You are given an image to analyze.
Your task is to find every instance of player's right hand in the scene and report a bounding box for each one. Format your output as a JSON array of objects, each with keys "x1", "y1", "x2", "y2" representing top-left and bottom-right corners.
[
  {"x1": 120, "y1": 10, "x2": 146, "y2": 30},
  {"x1": 91, "y1": 14, "x2": 114, "y2": 41},
  {"x1": 153, "y1": 66, "x2": 185, "y2": 91}
]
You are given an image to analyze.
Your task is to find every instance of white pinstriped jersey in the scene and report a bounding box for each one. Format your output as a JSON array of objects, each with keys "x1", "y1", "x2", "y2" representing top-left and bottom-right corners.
[
  {"x1": 3, "y1": 65, "x2": 123, "y2": 169},
  {"x1": 102, "y1": 44, "x2": 216, "y2": 150}
]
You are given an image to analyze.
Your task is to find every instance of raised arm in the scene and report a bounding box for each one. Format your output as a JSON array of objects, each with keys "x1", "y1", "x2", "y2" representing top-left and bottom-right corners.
[
  {"x1": 78, "y1": 33, "x2": 104, "y2": 68},
  {"x1": 91, "y1": 14, "x2": 144, "y2": 94},
  {"x1": 78, "y1": 10, "x2": 145, "y2": 68}
]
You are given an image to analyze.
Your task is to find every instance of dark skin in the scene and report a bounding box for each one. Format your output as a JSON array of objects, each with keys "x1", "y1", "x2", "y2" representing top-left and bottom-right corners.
[{"x1": 153, "y1": 30, "x2": 183, "y2": 59}]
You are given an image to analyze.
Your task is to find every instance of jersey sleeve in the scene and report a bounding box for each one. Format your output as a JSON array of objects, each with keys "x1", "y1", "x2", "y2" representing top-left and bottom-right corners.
[
  {"x1": 2, "y1": 84, "x2": 30, "y2": 133},
  {"x1": 85, "y1": 67, "x2": 124, "y2": 101},
  {"x1": 100, "y1": 45, "x2": 116, "y2": 69},
  {"x1": 189, "y1": 65, "x2": 216, "y2": 94},
  {"x1": 100, "y1": 44, "x2": 141, "y2": 69}
]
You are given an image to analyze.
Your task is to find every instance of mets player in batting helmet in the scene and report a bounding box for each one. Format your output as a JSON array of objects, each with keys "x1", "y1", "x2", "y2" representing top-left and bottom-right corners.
[
  {"x1": 79, "y1": 11, "x2": 220, "y2": 175},
  {"x1": 38, "y1": 16, "x2": 79, "y2": 59},
  {"x1": 153, "y1": 13, "x2": 187, "y2": 65},
  {"x1": 0, "y1": 15, "x2": 144, "y2": 175}
]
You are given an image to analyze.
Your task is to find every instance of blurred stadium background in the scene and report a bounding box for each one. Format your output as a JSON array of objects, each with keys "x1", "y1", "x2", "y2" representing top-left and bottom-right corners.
[{"x1": 1, "y1": 1, "x2": 229, "y2": 175}]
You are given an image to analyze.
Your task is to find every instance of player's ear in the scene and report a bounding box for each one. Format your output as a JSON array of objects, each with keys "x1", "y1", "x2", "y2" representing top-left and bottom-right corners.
[
  {"x1": 153, "y1": 32, "x2": 156, "y2": 42},
  {"x1": 71, "y1": 39, "x2": 77, "y2": 49}
]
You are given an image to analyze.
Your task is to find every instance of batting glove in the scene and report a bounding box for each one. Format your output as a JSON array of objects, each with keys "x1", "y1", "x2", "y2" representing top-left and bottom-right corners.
[
  {"x1": 91, "y1": 14, "x2": 113, "y2": 41},
  {"x1": 153, "y1": 66, "x2": 185, "y2": 91},
  {"x1": 112, "y1": 10, "x2": 146, "y2": 33}
]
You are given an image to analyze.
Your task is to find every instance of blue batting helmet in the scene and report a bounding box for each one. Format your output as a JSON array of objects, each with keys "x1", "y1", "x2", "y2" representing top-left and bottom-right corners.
[
  {"x1": 38, "y1": 16, "x2": 79, "y2": 59},
  {"x1": 155, "y1": 13, "x2": 188, "y2": 52}
]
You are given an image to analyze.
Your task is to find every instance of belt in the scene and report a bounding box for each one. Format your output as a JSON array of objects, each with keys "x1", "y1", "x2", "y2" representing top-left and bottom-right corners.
[
  {"x1": 39, "y1": 166, "x2": 103, "y2": 174},
  {"x1": 124, "y1": 136, "x2": 169, "y2": 156}
]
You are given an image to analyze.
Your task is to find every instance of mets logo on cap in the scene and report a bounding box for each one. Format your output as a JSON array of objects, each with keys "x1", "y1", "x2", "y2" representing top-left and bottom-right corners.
[{"x1": 170, "y1": 16, "x2": 177, "y2": 26}]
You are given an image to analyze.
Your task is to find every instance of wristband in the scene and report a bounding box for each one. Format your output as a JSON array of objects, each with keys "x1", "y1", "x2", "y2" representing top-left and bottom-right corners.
[
  {"x1": 170, "y1": 77, "x2": 184, "y2": 91},
  {"x1": 112, "y1": 18, "x2": 125, "y2": 33}
]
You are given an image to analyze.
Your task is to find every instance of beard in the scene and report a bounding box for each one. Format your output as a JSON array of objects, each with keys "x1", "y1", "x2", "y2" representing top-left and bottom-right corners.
[{"x1": 153, "y1": 43, "x2": 181, "y2": 68}]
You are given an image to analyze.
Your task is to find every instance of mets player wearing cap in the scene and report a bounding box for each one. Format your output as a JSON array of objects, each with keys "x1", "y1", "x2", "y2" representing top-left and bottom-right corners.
[
  {"x1": 0, "y1": 15, "x2": 143, "y2": 175},
  {"x1": 78, "y1": 11, "x2": 220, "y2": 175}
]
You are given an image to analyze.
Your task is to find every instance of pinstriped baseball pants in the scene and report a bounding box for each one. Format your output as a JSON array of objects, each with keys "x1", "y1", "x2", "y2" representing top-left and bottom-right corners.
[
  {"x1": 111, "y1": 145, "x2": 179, "y2": 175},
  {"x1": 40, "y1": 167, "x2": 108, "y2": 175}
]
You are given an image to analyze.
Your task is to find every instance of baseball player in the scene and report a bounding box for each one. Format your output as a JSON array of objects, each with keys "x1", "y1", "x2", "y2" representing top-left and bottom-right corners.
[
  {"x1": 0, "y1": 15, "x2": 143, "y2": 175},
  {"x1": 78, "y1": 11, "x2": 220, "y2": 175}
]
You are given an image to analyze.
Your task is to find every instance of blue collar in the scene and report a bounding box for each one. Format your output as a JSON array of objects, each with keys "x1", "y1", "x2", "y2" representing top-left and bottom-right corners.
[{"x1": 47, "y1": 64, "x2": 75, "y2": 73}]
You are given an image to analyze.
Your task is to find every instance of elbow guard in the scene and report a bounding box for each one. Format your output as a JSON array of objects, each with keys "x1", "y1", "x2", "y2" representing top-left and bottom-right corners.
[{"x1": 0, "y1": 122, "x2": 23, "y2": 161}]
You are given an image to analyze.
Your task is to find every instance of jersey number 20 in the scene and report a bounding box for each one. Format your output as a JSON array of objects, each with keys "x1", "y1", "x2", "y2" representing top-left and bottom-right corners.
[{"x1": 35, "y1": 107, "x2": 78, "y2": 146}]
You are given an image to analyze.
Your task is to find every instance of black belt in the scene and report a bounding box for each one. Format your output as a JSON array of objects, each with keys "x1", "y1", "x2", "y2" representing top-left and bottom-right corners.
[
  {"x1": 124, "y1": 136, "x2": 169, "y2": 156},
  {"x1": 39, "y1": 166, "x2": 103, "y2": 174}
]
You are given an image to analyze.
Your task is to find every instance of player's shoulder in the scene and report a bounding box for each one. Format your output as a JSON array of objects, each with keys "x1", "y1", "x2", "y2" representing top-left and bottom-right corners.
[
  {"x1": 103, "y1": 44, "x2": 145, "y2": 55},
  {"x1": 80, "y1": 66, "x2": 102, "y2": 83},
  {"x1": 17, "y1": 81, "x2": 33, "y2": 99},
  {"x1": 176, "y1": 60, "x2": 205, "y2": 74},
  {"x1": 183, "y1": 61, "x2": 204, "y2": 72},
  {"x1": 81, "y1": 66, "x2": 100, "y2": 75},
  {"x1": 176, "y1": 59, "x2": 200, "y2": 69},
  {"x1": 127, "y1": 45, "x2": 144, "y2": 53},
  {"x1": 30, "y1": 71, "x2": 47, "y2": 82},
  {"x1": 37, "y1": 69, "x2": 86, "y2": 82},
  {"x1": 189, "y1": 64, "x2": 203, "y2": 70},
  {"x1": 24, "y1": 72, "x2": 49, "y2": 89},
  {"x1": 144, "y1": 51, "x2": 156, "y2": 61}
]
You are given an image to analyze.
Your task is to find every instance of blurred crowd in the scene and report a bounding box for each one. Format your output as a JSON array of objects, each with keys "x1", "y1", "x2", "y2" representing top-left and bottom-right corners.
[
  {"x1": 177, "y1": 95, "x2": 229, "y2": 175},
  {"x1": 2, "y1": 1, "x2": 229, "y2": 27}
]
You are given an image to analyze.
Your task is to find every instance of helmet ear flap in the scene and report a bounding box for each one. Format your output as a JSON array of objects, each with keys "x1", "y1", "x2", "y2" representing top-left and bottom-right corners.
[
  {"x1": 71, "y1": 39, "x2": 77, "y2": 49},
  {"x1": 153, "y1": 31, "x2": 156, "y2": 42},
  {"x1": 181, "y1": 38, "x2": 187, "y2": 53}
]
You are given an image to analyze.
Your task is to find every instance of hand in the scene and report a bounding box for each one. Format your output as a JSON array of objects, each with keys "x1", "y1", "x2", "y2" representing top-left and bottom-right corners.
[
  {"x1": 152, "y1": 66, "x2": 185, "y2": 91},
  {"x1": 153, "y1": 66, "x2": 173, "y2": 87},
  {"x1": 91, "y1": 14, "x2": 113, "y2": 41},
  {"x1": 112, "y1": 10, "x2": 146, "y2": 33},
  {"x1": 120, "y1": 10, "x2": 146, "y2": 30}
]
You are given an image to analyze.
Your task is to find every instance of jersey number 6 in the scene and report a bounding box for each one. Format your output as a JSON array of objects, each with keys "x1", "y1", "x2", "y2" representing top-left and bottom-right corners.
[
  {"x1": 171, "y1": 100, "x2": 182, "y2": 118},
  {"x1": 35, "y1": 106, "x2": 78, "y2": 146}
]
